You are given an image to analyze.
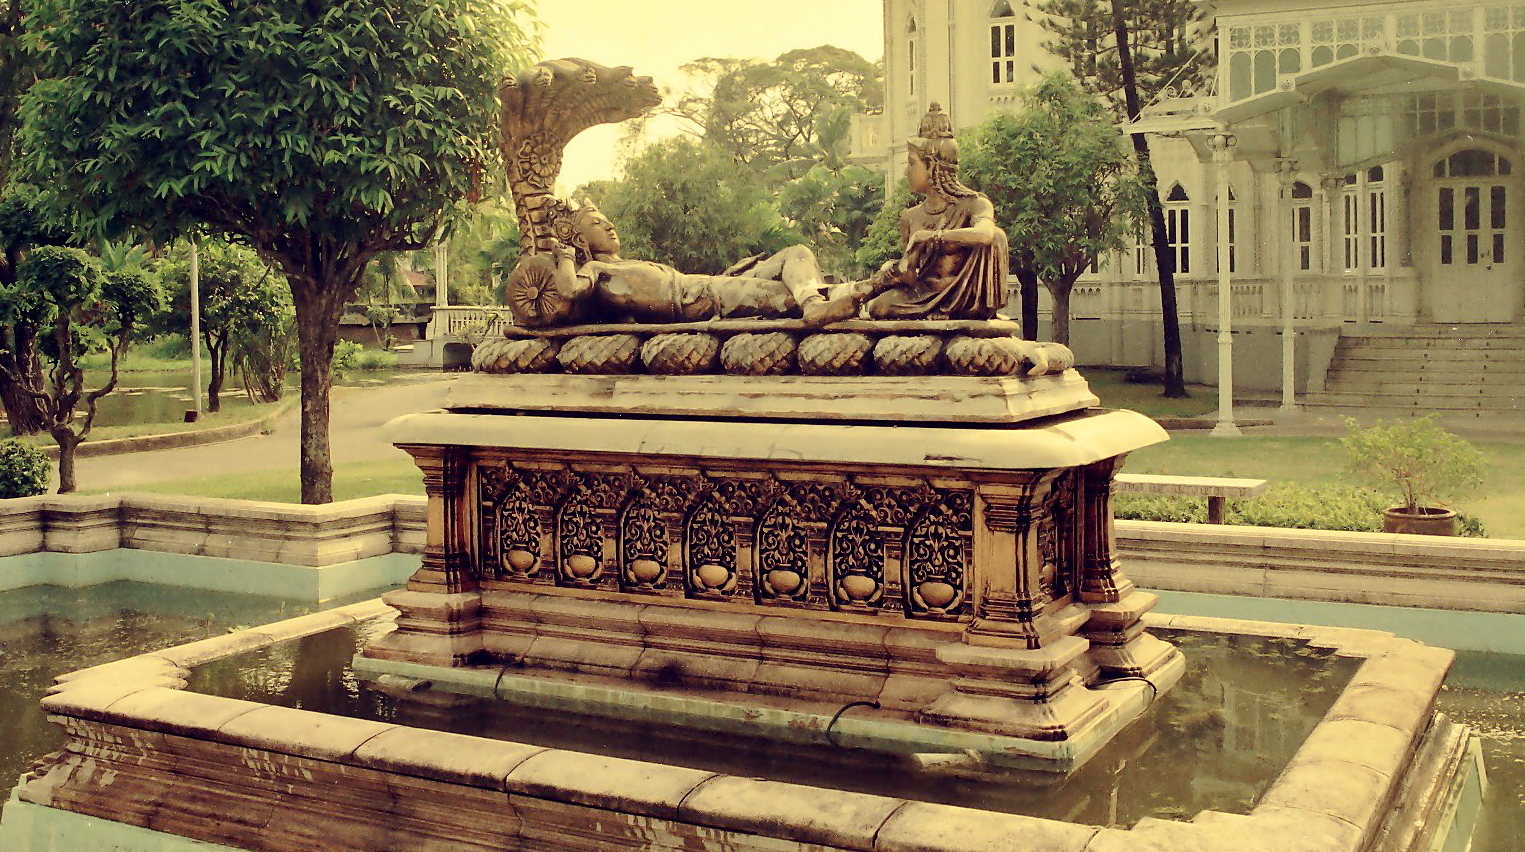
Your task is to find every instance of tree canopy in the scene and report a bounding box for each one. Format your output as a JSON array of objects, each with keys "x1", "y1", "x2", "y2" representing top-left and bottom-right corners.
[
  {"x1": 961, "y1": 74, "x2": 1142, "y2": 345},
  {"x1": 671, "y1": 45, "x2": 883, "y2": 178},
  {"x1": 585, "y1": 136, "x2": 802, "y2": 276},
  {"x1": 19, "y1": 0, "x2": 537, "y2": 502},
  {"x1": 1037, "y1": 0, "x2": 1211, "y2": 114}
]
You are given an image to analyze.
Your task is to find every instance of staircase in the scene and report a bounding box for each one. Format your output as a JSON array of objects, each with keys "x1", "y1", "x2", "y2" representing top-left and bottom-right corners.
[{"x1": 1307, "y1": 325, "x2": 1525, "y2": 417}]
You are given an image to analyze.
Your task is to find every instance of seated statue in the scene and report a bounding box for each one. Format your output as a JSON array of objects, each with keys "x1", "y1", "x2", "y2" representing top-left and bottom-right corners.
[
  {"x1": 506, "y1": 201, "x2": 873, "y2": 328},
  {"x1": 862, "y1": 103, "x2": 1009, "y2": 321}
]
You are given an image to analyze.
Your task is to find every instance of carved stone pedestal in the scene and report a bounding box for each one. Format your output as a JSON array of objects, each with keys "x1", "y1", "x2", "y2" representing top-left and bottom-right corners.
[{"x1": 365, "y1": 370, "x2": 1184, "y2": 774}]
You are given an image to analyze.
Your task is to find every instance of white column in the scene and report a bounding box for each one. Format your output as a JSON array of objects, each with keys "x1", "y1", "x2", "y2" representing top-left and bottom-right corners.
[
  {"x1": 189, "y1": 238, "x2": 202, "y2": 418},
  {"x1": 1209, "y1": 132, "x2": 1240, "y2": 437},
  {"x1": 434, "y1": 242, "x2": 450, "y2": 310},
  {"x1": 1276, "y1": 158, "x2": 1299, "y2": 415}
]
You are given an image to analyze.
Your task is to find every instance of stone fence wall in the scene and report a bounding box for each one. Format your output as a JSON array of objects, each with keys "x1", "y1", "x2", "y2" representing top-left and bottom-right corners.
[
  {"x1": 0, "y1": 493, "x2": 426, "y2": 567},
  {"x1": 0, "y1": 493, "x2": 1519, "y2": 616},
  {"x1": 1117, "y1": 520, "x2": 1525, "y2": 614}
]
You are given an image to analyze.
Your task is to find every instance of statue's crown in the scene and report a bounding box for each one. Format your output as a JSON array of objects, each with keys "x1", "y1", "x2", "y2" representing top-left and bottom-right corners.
[
  {"x1": 910, "y1": 102, "x2": 958, "y2": 164},
  {"x1": 917, "y1": 102, "x2": 954, "y2": 140}
]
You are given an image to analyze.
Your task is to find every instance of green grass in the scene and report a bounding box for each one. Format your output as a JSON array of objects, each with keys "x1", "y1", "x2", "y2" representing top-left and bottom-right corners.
[
  {"x1": 1083, "y1": 368, "x2": 1218, "y2": 420},
  {"x1": 88, "y1": 457, "x2": 424, "y2": 503},
  {"x1": 1127, "y1": 434, "x2": 1525, "y2": 539}
]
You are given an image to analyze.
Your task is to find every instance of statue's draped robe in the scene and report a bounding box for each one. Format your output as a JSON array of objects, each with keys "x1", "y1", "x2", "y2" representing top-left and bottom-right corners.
[{"x1": 873, "y1": 197, "x2": 1008, "y2": 320}]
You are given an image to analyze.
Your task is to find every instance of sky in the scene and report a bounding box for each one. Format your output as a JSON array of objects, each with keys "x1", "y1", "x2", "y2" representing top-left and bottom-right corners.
[{"x1": 531, "y1": 0, "x2": 885, "y2": 192}]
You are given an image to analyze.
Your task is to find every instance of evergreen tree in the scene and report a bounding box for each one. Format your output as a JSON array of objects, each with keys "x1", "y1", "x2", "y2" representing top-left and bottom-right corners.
[{"x1": 1038, "y1": 0, "x2": 1208, "y2": 397}]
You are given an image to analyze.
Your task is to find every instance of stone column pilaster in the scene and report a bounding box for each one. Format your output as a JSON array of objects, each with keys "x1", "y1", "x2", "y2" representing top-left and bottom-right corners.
[{"x1": 362, "y1": 444, "x2": 484, "y2": 667}]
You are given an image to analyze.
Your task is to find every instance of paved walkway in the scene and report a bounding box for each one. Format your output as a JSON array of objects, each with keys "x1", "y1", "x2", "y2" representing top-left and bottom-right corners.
[
  {"x1": 67, "y1": 375, "x2": 455, "y2": 493},
  {"x1": 62, "y1": 376, "x2": 1523, "y2": 494}
]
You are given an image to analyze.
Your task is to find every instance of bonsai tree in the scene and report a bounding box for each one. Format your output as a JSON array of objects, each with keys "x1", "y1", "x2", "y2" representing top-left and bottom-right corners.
[
  {"x1": 0, "y1": 246, "x2": 163, "y2": 493},
  {"x1": 1339, "y1": 415, "x2": 1487, "y2": 535}
]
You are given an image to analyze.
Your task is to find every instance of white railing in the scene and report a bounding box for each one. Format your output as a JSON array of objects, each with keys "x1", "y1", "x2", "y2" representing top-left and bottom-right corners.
[{"x1": 429, "y1": 306, "x2": 514, "y2": 341}]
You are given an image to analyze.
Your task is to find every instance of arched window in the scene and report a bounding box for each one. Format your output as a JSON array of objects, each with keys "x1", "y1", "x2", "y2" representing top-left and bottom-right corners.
[
  {"x1": 1434, "y1": 148, "x2": 1513, "y2": 178},
  {"x1": 1291, "y1": 181, "x2": 1315, "y2": 271},
  {"x1": 1165, "y1": 183, "x2": 1191, "y2": 275},
  {"x1": 989, "y1": 3, "x2": 1019, "y2": 85},
  {"x1": 907, "y1": 15, "x2": 919, "y2": 97},
  {"x1": 1341, "y1": 167, "x2": 1388, "y2": 271}
]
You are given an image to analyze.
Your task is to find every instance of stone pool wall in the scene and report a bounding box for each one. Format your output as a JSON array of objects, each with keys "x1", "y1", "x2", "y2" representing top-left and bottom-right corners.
[{"x1": 0, "y1": 604, "x2": 1479, "y2": 852}]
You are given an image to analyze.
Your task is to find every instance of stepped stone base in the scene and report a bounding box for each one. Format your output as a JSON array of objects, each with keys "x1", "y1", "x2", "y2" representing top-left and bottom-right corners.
[{"x1": 367, "y1": 370, "x2": 1181, "y2": 774}]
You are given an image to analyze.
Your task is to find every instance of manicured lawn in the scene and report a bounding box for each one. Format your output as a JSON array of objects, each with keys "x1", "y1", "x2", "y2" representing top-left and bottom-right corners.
[
  {"x1": 1126, "y1": 434, "x2": 1525, "y2": 539},
  {"x1": 1082, "y1": 368, "x2": 1218, "y2": 420},
  {"x1": 97, "y1": 458, "x2": 425, "y2": 503}
]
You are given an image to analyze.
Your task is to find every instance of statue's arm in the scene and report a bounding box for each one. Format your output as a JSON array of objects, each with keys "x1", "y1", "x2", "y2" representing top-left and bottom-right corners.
[{"x1": 906, "y1": 196, "x2": 1002, "y2": 255}]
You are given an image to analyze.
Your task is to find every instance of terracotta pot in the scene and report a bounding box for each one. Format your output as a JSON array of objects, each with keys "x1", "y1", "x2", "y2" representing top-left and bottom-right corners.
[{"x1": 1382, "y1": 506, "x2": 1458, "y2": 536}]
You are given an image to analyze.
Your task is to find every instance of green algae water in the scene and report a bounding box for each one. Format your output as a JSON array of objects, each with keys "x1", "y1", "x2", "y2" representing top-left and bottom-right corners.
[
  {"x1": 0, "y1": 581, "x2": 360, "y2": 816},
  {"x1": 187, "y1": 623, "x2": 1362, "y2": 829}
]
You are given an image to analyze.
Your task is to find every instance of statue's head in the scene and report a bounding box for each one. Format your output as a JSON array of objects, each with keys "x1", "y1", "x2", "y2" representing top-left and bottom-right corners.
[
  {"x1": 548, "y1": 198, "x2": 620, "y2": 263},
  {"x1": 907, "y1": 103, "x2": 975, "y2": 199}
]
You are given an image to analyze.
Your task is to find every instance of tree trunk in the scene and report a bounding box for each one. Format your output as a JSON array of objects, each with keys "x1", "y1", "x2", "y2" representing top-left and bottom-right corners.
[
  {"x1": 0, "y1": 326, "x2": 45, "y2": 435},
  {"x1": 53, "y1": 428, "x2": 79, "y2": 493},
  {"x1": 294, "y1": 302, "x2": 338, "y2": 504},
  {"x1": 1015, "y1": 267, "x2": 1040, "y2": 340},
  {"x1": 1045, "y1": 278, "x2": 1074, "y2": 346},
  {"x1": 207, "y1": 339, "x2": 226, "y2": 413},
  {"x1": 1113, "y1": 0, "x2": 1189, "y2": 398},
  {"x1": 0, "y1": 372, "x2": 43, "y2": 435}
]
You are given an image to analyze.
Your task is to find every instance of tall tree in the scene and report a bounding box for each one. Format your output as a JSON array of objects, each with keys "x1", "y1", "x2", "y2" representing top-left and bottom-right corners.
[
  {"x1": 157, "y1": 240, "x2": 287, "y2": 412},
  {"x1": 584, "y1": 136, "x2": 802, "y2": 275},
  {"x1": 670, "y1": 46, "x2": 883, "y2": 178},
  {"x1": 1, "y1": 246, "x2": 162, "y2": 492},
  {"x1": 1040, "y1": 0, "x2": 1209, "y2": 396},
  {"x1": 961, "y1": 75, "x2": 1141, "y2": 345},
  {"x1": 20, "y1": 0, "x2": 536, "y2": 502}
]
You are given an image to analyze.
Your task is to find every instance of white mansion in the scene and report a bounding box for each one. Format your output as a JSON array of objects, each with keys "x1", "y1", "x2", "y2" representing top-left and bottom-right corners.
[{"x1": 849, "y1": 0, "x2": 1525, "y2": 413}]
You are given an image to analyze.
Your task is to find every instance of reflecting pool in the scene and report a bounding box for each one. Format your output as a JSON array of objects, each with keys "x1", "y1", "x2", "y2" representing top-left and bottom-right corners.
[
  {"x1": 187, "y1": 620, "x2": 1361, "y2": 829},
  {"x1": 0, "y1": 581, "x2": 369, "y2": 814}
]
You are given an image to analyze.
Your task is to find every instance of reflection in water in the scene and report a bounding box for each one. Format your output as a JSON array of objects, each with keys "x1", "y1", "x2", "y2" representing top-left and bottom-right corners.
[
  {"x1": 189, "y1": 626, "x2": 1359, "y2": 828},
  {"x1": 0, "y1": 582, "x2": 337, "y2": 815},
  {"x1": 1440, "y1": 651, "x2": 1525, "y2": 851}
]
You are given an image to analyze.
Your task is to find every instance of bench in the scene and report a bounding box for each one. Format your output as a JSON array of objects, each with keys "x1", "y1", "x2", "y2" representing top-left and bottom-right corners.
[{"x1": 1114, "y1": 473, "x2": 1269, "y2": 524}]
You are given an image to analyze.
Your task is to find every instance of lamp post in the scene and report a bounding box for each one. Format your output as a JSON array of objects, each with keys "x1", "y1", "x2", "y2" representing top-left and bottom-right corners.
[
  {"x1": 1208, "y1": 132, "x2": 1240, "y2": 437},
  {"x1": 189, "y1": 238, "x2": 202, "y2": 420},
  {"x1": 1275, "y1": 158, "x2": 1300, "y2": 416}
]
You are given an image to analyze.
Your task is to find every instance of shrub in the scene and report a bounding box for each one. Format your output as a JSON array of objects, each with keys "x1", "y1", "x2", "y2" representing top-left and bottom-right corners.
[
  {"x1": 1338, "y1": 415, "x2": 1487, "y2": 512},
  {"x1": 1114, "y1": 484, "x2": 1490, "y2": 538},
  {"x1": 0, "y1": 439, "x2": 50, "y2": 498},
  {"x1": 331, "y1": 339, "x2": 363, "y2": 381}
]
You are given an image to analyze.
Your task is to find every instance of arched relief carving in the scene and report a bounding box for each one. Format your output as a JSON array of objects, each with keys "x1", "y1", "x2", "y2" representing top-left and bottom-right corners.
[
  {"x1": 685, "y1": 496, "x2": 738, "y2": 597},
  {"x1": 829, "y1": 493, "x2": 885, "y2": 609},
  {"x1": 902, "y1": 491, "x2": 972, "y2": 618},
  {"x1": 555, "y1": 484, "x2": 606, "y2": 587},
  {"x1": 755, "y1": 495, "x2": 812, "y2": 605},
  {"x1": 618, "y1": 489, "x2": 669, "y2": 592}
]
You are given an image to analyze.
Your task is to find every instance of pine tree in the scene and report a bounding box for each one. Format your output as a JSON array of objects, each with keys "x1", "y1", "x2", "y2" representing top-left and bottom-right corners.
[{"x1": 1037, "y1": 0, "x2": 1210, "y2": 397}]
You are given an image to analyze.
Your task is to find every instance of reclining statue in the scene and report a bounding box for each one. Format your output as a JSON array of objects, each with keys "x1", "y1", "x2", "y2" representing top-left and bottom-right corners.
[
  {"x1": 498, "y1": 58, "x2": 1009, "y2": 329},
  {"x1": 506, "y1": 200, "x2": 873, "y2": 327}
]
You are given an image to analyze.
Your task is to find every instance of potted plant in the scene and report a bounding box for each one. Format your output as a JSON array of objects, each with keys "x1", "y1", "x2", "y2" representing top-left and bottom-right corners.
[{"x1": 1338, "y1": 415, "x2": 1487, "y2": 536}]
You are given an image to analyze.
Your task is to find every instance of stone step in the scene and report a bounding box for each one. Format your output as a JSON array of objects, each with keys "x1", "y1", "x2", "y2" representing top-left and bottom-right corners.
[
  {"x1": 1323, "y1": 381, "x2": 1525, "y2": 399},
  {"x1": 1306, "y1": 390, "x2": 1524, "y2": 410}
]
